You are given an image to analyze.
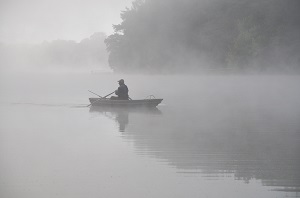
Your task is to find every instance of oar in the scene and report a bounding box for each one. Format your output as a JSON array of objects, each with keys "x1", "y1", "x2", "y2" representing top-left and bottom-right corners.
[
  {"x1": 87, "y1": 91, "x2": 115, "y2": 107},
  {"x1": 88, "y1": 90, "x2": 103, "y2": 98},
  {"x1": 103, "y1": 91, "x2": 116, "y2": 98}
]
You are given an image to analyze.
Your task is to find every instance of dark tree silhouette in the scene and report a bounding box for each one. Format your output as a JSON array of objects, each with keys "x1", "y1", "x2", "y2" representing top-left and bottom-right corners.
[{"x1": 105, "y1": 0, "x2": 300, "y2": 73}]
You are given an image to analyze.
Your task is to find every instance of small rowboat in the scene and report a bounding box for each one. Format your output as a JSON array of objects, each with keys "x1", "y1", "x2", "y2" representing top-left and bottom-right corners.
[{"x1": 89, "y1": 98, "x2": 163, "y2": 108}]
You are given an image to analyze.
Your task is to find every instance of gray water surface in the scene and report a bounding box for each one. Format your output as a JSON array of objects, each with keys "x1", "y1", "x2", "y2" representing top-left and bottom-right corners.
[{"x1": 0, "y1": 73, "x2": 299, "y2": 198}]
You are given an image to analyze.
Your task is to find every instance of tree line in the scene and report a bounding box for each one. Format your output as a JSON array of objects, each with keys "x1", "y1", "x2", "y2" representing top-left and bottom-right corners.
[
  {"x1": 105, "y1": 0, "x2": 300, "y2": 73},
  {"x1": 0, "y1": 32, "x2": 108, "y2": 71}
]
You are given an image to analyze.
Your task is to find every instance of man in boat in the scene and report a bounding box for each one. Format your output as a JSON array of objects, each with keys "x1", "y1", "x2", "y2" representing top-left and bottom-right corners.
[{"x1": 111, "y1": 79, "x2": 129, "y2": 100}]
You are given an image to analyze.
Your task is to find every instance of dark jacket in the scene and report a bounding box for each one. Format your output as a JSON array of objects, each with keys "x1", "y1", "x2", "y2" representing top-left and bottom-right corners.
[{"x1": 115, "y1": 84, "x2": 129, "y2": 100}]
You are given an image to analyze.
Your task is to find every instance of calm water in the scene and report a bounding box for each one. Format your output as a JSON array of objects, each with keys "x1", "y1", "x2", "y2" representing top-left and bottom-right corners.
[{"x1": 0, "y1": 72, "x2": 300, "y2": 198}]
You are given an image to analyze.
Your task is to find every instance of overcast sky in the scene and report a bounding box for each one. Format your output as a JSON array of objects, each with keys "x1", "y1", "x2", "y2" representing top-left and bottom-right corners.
[{"x1": 0, "y1": 0, "x2": 133, "y2": 44}]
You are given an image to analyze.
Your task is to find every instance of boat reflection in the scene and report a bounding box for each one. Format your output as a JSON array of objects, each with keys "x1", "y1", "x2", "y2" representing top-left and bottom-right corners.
[{"x1": 89, "y1": 106, "x2": 162, "y2": 132}]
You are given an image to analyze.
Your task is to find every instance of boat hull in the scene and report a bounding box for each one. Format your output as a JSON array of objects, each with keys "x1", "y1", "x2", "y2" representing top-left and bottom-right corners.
[{"x1": 89, "y1": 98, "x2": 163, "y2": 107}]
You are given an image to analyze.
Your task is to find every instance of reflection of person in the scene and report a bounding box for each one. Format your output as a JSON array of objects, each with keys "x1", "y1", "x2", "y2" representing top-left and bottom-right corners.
[
  {"x1": 116, "y1": 111, "x2": 129, "y2": 132},
  {"x1": 111, "y1": 79, "x2": 129, "y2": 100}
]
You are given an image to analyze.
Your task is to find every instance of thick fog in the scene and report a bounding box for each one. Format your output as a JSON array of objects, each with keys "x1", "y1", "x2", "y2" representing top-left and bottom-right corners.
[
  {"x1": 1, "y1": 0, "x2": 300, "y2": 73},
  {"x1": 1, "y1": 0, "x2": 300, "y2": 198},
  {"x1": 0, "y1": 0, "x2": 134, "y2": 72},
  {"x1": 0, "y1": 0, "x2": 133, "y2": 43},
  {"x1": 0, "y1": 33, "x2": 110, "y2": 72}
]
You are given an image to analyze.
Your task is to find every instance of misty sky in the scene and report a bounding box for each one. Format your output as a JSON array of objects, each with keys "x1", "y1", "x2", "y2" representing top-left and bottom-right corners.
[{"x1": 0, "y1": 0, "x2": 133, "y2": 44}]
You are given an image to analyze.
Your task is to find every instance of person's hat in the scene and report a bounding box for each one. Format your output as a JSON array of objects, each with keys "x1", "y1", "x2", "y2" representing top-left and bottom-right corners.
[{"x1": 118, "y1": 79, "x2": 124, "y2": 83}]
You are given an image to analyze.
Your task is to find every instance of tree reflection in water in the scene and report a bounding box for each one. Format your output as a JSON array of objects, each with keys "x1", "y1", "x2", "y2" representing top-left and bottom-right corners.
[{"x1": 89, "y1": 105, "x2": 300, "y2": 194}]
